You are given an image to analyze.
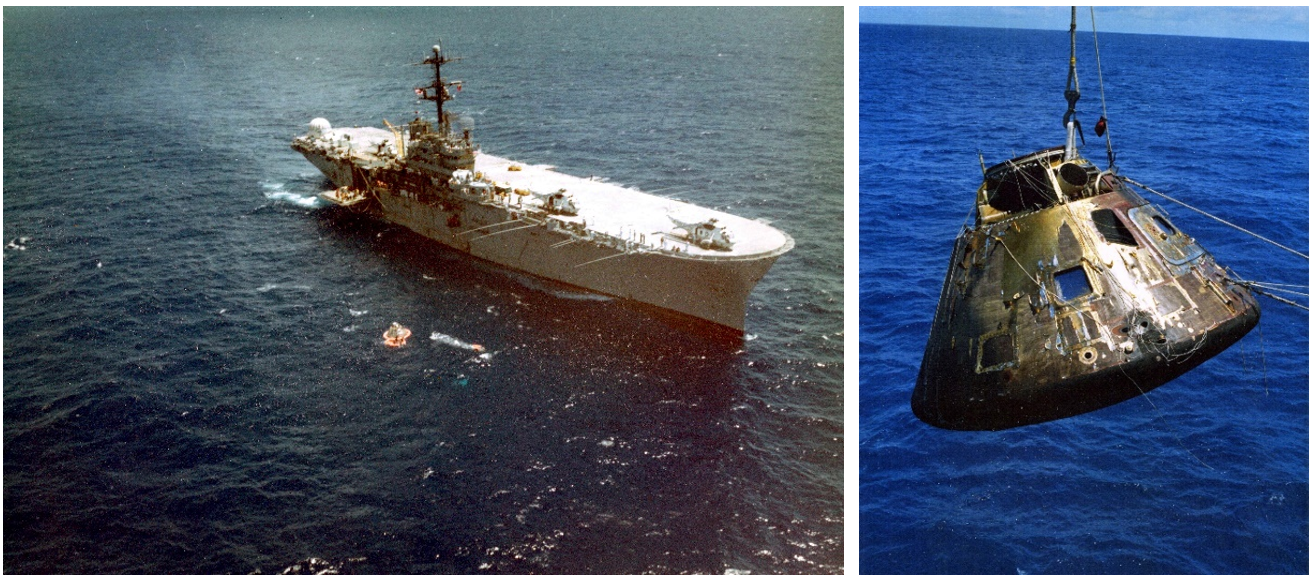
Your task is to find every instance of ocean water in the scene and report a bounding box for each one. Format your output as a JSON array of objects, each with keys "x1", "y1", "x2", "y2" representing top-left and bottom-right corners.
[
  {"x1": 3, "y1": 7, "x2": 843, "y2": 574},
  {"x1": 860, "y1": 23, "x2": 1308, "y2": 574}
]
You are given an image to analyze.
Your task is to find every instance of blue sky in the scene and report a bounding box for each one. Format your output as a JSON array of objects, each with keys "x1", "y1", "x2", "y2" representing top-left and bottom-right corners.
[{"x1": 858, "y1": 6, "x2": 1309, "y2": 42}]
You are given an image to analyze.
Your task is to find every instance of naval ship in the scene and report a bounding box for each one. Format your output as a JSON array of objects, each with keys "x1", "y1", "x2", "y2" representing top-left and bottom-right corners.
[
  {"x1": 911, "y1": 9, "x2": 1261, "y2": 430},
  {"x1": 292, "y1": 44, "x2": 794, "y2": 333}
]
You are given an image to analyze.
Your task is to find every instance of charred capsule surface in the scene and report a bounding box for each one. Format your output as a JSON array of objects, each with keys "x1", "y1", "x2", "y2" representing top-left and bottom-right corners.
[{"x1": 912, "y1": 147, "x2": 1259, "y2": 430}]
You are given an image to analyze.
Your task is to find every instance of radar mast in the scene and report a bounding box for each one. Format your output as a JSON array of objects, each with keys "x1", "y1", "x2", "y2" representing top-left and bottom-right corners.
[{"x1": 417, "y1": 42, "x2": 462, "y2": 131}]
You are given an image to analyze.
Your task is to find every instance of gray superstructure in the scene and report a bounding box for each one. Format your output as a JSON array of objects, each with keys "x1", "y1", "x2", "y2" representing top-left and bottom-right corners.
[{"x1": 292, "y1": 44, "x2": 793, "y2": 332}]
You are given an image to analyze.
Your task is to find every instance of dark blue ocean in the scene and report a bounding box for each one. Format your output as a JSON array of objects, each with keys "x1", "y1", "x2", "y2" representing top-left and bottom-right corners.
[
  {"x1": 4, "y1": 7, "x2": 843, "y2": 574},
  {"x1": 861, "y1": 23, "x2": 1308, "y2": 574}
]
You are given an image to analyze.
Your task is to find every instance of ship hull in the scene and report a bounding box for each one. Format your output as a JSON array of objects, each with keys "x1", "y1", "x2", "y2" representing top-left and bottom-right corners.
[{"x1": 296, "y1": 148, "x2": 786, "y2": 332}]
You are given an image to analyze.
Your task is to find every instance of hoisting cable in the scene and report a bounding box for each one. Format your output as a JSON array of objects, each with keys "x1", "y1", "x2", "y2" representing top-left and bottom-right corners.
[
  {"x1": 1239, "y1": 284, "x2": 1310, "y2": 311},
  {"x1": 1123, "y1": 177, "x2": 1309, "y2": 260},
  {"x1": 1229, "y1": 280, "x2": 1309, "y2": 310},
  {"x1": 1062, "y1": 7, "x2": 1084, "y2": 146},
  {"x1": 1089, "y1": 7, "x2": 1115, "y2": 169},
  {"x1": 1234, "y1": 280, "x2": 1309, "y2": 294}
]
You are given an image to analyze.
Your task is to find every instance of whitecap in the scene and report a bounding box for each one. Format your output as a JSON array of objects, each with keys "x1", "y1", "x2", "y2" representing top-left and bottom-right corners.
[
  {"x1": 349, "y1": 309, "x2": 368, "y2": 317},
  {"x1": 266, "y1": 190, "x2": 324, "y2": 208},
  {"x1": 261, "y1": 181, "x2": 324, "y2": 208},
  {"x1": 258, "y1": 283, "x2": 312, "y2": 293}
]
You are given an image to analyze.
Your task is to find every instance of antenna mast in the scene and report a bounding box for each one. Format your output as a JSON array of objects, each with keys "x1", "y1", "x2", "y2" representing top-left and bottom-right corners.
[{"x1": 417, "y1": 42, "x2": 462, "y2": 131}]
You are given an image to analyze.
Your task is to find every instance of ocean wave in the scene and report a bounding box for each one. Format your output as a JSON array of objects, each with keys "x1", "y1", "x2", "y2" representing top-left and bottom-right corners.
[
  {"x1": 260, "y1": 181, "x2": 324, "y2": 208},
  {"x1": 256, "y1": 283, "x2": 312, "y2": 293}
]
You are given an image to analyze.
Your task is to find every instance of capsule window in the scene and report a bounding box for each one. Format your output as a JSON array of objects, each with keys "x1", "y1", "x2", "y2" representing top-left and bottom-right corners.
[
  {"x1": 1054, "y1": 266, "x2": 1093, "y2": 302},
  {"x1": 1127, "y1": 206, "x2": 1204, "y2": 265},
  {"x1": 978, "y1": 333, "x2": 1016, "y2": 371},
  {"x1": 986, "y1": 161, "x2": 1058, "y2": 213},
  {"x1": 1152, "y1": 215, "x2": 1178, "y2": 237},
  {"x1": 1091, "y1": 209, "x2": 1138, "y2": 246}
]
